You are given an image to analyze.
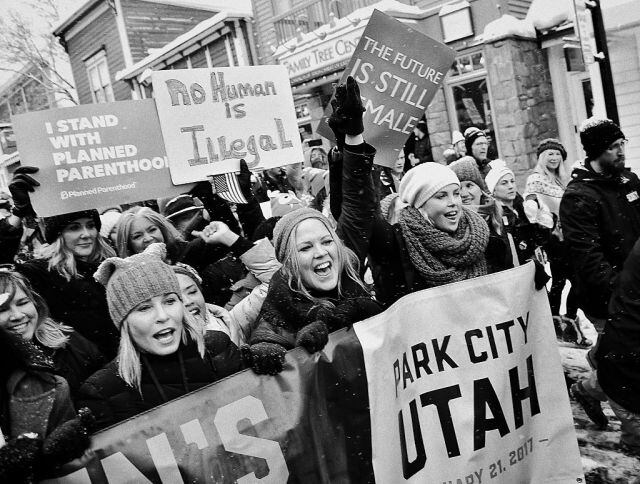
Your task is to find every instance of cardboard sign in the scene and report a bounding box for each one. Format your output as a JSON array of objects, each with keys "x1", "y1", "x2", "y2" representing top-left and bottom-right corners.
[
  {"x1": 354, "y1": 264, "x2": 584, "y2": 483},
  {"x1": 316, "y1": 10, "x2": 455, "y2": 167},
  {"x1": 12, "y1": 100, "x2": 192, "y2": 217},
  {"x1": 152, "y1": 66, "x2": 304, "y2": 184}
]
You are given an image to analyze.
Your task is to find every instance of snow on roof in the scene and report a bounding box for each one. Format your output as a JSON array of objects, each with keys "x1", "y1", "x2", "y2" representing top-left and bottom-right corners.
[
  {"x1": 525, "y1": 0, "x2": 573, "y2": 30},
  {"x1": 54, "y1": 0, "x2": 252, "y2": 36},
  {"x1": 483, "y1": 14, "x2": 536, "y2": 42},
  {"x1": 272, "y1": 0, "x2": 425, "y2": 58},
  {"x1": 115, "y1": 8, "x2": 251, "y2": 81}
]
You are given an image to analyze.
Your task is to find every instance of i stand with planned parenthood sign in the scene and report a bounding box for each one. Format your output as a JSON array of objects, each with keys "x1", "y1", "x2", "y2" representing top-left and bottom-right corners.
[
  {"x1": 12, "y1": 100, "x2": 193, "y2": 217},
  {"x1": 316, "y1": 10, "x2": 455, "y2": 168}
]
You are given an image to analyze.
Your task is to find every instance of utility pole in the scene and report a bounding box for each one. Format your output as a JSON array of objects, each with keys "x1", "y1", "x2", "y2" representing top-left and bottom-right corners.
[{"x1": 587, "y1": 0, "x2": 619, "y2": 124}]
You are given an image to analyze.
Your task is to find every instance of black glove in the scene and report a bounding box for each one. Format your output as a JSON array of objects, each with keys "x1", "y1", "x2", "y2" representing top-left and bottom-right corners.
[
  {"x1": 240, "y1": 342, "x2": 287, "y2": 375},
  {"x1": 328, "y1": 76, "x2": 365, "y2": 145},
  {"x1": 0, "y1": 433, "x2": 42, "y2": 483},
  {"x1": 42, "y1": 407, "x2": 96, "y2": 468},
  {"x1": 295, "y1": 320, "x2": 329, "y2": 353},
  {"x1": 8, "y1": 166, "x2": 39, "y2": 218},
  {"x1": 533, "y1": 259, "x2": 550, "y2": 290}
]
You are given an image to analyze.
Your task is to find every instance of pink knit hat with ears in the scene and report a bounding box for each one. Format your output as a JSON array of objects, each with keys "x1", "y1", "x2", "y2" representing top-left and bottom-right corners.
[{"x1": 94, "y1": 243, "x2": 181, "y2": 329}]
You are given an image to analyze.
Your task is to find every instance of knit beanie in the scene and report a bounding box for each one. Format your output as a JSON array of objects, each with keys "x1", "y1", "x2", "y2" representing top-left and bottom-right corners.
[
  {"x1": 44, "y1": 209, "x2": 102, "y2": 244},
  {"x1": 94, "y1": 243, "x2": 181, "y2": 329},
  {"x1": 449, "y1": 156, "x2": 488, "y2": 192},
  {"x1": 536, "y1": 138, "x2": 567, "y2": 160},
  {"x1": 579, "y1": 117, "x2": 625, "y2": 160},
  {"x1": 99, "y1": 211, "x2": 121, "y2": 239},
  {"x1": 399, "y1": 162, "x2": 460, "y2": 209},
  {"x1": 464, "y1": 127, "x2": 486, "y2": 154},
  {"x1": 452, "y1": 130, "x2": 465, "y2": 145},
  {"x1": 272, "y1": 207, "x2": 332, "y2": 262},
  {"x1": 173, "y1": 262, "x2": 203, "y2": 289},
  {"x1": 485, "y1": 159, "x2": 514, "y2": 195}
]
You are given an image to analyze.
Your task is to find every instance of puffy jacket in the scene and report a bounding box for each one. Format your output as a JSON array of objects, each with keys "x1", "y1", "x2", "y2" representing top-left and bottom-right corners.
[
  {"x1": 559, "y1": 161, "x2": 640, "y2": 318},
  {"x1": 597, "y1": 238, "x2": 640, "y2": 413},
  {"x1": 16, "y1": 258, "x2": 120, "y2": 359},
  {"x1": 76, "y1": 334, "x2": 243, "y2": 431}
]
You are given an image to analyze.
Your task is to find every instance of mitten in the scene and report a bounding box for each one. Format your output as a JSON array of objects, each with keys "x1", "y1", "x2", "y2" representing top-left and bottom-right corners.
[
  {"x1": 0, "y1": 433, "x2": 42, "y2": 483},
  {"x1": 295, "y1": 320, "x2": 329, "y2": 353},
  {"x1": 8, "y1": 166, "x2": 40, "y2": 218},
  {"x1": 328, "y1": 76, "x2": 365, "y2": 141},
  {"x1": 533, "y1": 259, "x2": 550, "y2": 290},
  {"x1": 42, "y1": 407, "x2": 96, "y2": 468},
  {"x1": 241, "y1": 342, "x2": 287, "y2": 375}
]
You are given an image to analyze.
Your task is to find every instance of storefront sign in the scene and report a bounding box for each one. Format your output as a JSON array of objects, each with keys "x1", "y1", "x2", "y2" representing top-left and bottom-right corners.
[
  {"x1": 152, "y1": 66, "x2": 304, "y2": 184},
  {"x1": 573, "y1": 0, "x2": 595, "y2": 65},
  {"x1": 354, "y1": 264, "x2": 585, "y2": 483},
  {"x1": 12, "y1": 100, "x2": 192, "y2": 217},
  {"x1": 279, "y1": 25, "x2": 366, "y2": 84},
  {"x1": 316, "y1": 10, "x2": 455, "y2": 167}
]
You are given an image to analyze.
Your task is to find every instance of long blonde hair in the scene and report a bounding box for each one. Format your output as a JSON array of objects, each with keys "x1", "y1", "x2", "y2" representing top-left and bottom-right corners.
[
  {"x1": 43, "y1": 235, "x2": 115, "y2": 281},
  {"x1": 0, "y1": 271, "x2": 71, "y2": 348},
  {"x1": 117, "y1": 305, "x2": 205, "y2": 393},
  {"x1": 280, "y1": 220, "x2": 368, "y2": 309},
  {"x1": 534, "y1": 152, "x2": 569, "y2": 189},
  {"x1": 116, "y1": 207, "x2": 183, "y2": 258}
]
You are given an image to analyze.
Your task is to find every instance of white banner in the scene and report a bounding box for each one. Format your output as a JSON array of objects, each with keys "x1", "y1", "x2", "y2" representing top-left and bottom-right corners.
[
  {"x1": 152, "y1": 66, "x2": 304, "y2": 184},
  {"x1": 354, "y1": 264, "x2": 584, "y2": 483}
]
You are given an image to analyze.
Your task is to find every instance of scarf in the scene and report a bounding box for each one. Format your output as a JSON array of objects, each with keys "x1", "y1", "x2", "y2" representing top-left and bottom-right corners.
[{"x1": 399, "y1": 206, "x2": 489, "y2": 288}]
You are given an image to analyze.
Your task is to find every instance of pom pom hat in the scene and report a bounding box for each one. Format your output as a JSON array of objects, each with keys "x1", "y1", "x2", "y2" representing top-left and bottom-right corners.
[
  {"x1": 94, "y1": 243, "x2": 181, "y2": 329},
  {"x1": 399, "y1": 162, "x2": 460, "y2": 209},
  {"x1": 579, "y1": 117, "x2": 625, "y2": 160}
]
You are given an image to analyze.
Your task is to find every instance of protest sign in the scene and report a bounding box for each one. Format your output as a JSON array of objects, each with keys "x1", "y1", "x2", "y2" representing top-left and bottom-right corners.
[
  {"x1": 12, "y1": 100, "x2": 192, "y2": 217},
  {"x1": 152, "y1": 66, "x2": 304, "y2": 184},
  {"x1": 316, "y1": 10, "x2": 455, "y2": 167},
  {"x1": 354, "y1": 263, "x2": 584, "y2": 483},
  {"x1": 41, "y1": 266, "x2": 583, "y2": 484}
]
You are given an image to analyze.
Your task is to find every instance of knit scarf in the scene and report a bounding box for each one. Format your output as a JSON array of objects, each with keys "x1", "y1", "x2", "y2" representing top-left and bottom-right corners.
[{"x1": 399, "y1": 206, "x2": 489, "y2": 288}]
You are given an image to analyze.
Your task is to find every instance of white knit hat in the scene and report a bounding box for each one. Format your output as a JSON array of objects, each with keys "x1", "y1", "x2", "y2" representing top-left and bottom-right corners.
[
  {"x1": 399, "y1": 162, "x2": 460, "y2": 208},
  {"x1": 99, "y1": 211, "x2": 122, "y2": 239},
  {"x1": 485, "y1": 159, "x2": 514, "y2": 194}
]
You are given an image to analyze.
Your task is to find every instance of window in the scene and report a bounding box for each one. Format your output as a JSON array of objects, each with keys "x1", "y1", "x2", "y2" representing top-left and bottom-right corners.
[
  {"x1": 85, "y1": 51, "x2": 114, "y2": 103},
  {"x1": 440, "y1": 1, "x2": 473, "y2": 43}
]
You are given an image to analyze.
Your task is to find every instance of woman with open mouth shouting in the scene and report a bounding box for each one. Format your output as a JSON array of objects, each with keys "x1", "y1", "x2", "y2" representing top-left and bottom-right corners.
[{"x1": 76, "y1": 243, "x2": 243, "y2": 431}]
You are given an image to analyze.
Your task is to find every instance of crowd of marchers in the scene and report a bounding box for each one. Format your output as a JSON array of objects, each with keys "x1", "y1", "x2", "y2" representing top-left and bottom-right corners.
[{"x1": 0, "y1": 76, "x2": 637, "y2": 482}]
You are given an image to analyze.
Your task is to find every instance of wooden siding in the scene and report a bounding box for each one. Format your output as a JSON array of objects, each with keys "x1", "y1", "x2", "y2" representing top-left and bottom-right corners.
[
  {"x1": 64, "y1": 8, "x2": 131, "y2": 104},
  {"x1": 209, "y1": 36, "x2": 231, "y2": 67},
  {"x1": 507, "y1": 0, "x2": 532, "y2": 19},
  {"x1": 609, "y1": 29, "x2": 640, "y2": 171},
  {"x1": 121, "y1": 0, "x2": 216, "y2": 63}
]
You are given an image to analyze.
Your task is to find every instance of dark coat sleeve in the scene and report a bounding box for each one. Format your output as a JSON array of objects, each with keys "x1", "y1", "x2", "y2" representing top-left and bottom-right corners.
[
  {"x1": 336, "y1": 143, "x2": 377, "y2": 267},
  {"x1": 204, "y1": 331, "x2": 244, "y2": 377},
  {"x1": 75, "y1": 371, "x2": 118, "y2": 432},
  {"x1": 560, "y1": 187, "x2": 617, "y2": 302},
  {"x1": 0, "y1": 218, "x2": 23, "y2": 264}
]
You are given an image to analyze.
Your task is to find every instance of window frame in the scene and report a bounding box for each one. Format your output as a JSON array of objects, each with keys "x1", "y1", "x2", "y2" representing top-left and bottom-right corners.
[{"x1": 85, "y1": 50, "x2": 115, "y2": 104}]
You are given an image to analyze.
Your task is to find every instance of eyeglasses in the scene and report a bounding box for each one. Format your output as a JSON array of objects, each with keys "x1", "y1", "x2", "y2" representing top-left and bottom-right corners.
[{"x1": 607, "y1": 139, "x2": 628, "y2": 151}]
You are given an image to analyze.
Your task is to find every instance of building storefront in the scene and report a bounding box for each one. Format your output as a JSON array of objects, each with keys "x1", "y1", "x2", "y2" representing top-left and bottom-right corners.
[{"x1": 261, "y1": 0, "x2": 562, "y2": 182}]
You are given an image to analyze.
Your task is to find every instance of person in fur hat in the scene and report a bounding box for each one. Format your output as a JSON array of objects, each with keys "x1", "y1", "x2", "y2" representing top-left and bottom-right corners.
[
  {"x1": 76, "y1": 243, "x2": 243, "y2": 430},
  {"x1": 241, "y1": 208, "x2": 381, "y2": 375}
]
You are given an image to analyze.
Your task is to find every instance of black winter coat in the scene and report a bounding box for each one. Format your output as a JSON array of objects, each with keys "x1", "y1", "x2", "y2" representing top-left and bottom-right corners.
[
  {"x1": 76, "y1": 334, "x2": 243, "y2": 430},
  {"x1": 597, "y1": 238, "x2": 640, "y2": 413},
  {"x1": 39, "y1": 331, "x2": 105, "y2": 396},
  {"x1": 16, "y1": 259, "x2": 120, "y2": 358},
  {"x1": 559, "y1": 163, "x2": 640, "y2": 318}
]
